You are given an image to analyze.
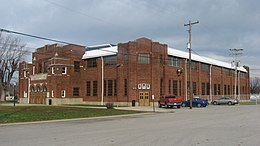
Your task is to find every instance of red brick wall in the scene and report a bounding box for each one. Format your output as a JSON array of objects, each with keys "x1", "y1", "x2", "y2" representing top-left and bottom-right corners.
[{"x1": 18, "y1": 38, "x2": 251, "y2": 105}]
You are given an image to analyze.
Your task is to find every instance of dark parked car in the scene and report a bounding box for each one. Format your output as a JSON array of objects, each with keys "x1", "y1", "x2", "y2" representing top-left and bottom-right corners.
[
  {"x1": 212, "y1": 97, "x2": 239, "y2": 105},
  {"x1": 182, "y1": 97, "x2": 208, "y2": 107}
]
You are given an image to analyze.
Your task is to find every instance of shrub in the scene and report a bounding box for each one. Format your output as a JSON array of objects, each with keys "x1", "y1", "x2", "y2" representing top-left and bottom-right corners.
[{"x1": 106, "y1": 103, "x2": 114, "y2": 109}]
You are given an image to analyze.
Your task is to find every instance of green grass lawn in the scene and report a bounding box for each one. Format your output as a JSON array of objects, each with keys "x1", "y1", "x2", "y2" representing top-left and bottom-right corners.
[
  {"x1": 0, "y1": 106, "x2": 142, "y2": 124},
  {"x1": 239, "y1": 101, "x2": 260, "y2": 105}
]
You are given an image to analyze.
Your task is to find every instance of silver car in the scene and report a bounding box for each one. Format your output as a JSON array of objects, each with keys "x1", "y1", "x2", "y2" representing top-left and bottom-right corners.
[{"x1": 212, "y1": 97, "x2": 239, "y2": 105}]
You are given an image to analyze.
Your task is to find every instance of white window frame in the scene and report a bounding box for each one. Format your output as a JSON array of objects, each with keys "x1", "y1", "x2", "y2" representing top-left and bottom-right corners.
[
  {"x1": 62, "y1": 67, "x2": 67, "y2": 74},
  {"x1": 61, "y1": 90, "x2": 66, "y2": 98},
  {"x1": 51, "y1": 90, "x2": 54, "y2": 97},
  {"x1": 33, "y1": 66, "x2": 35, "y2": 75},
  {"x1": 24, "y1": 70, "x2": 27, "y2": 78},
  {"x1": 52, "y1": 67, "x2": 55, "y2": 74}
]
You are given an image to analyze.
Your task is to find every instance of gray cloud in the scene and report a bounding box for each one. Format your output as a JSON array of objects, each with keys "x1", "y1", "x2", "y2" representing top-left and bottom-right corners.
[{"x1": 1, "y1": 0, "x2": 260, "y2": 76}]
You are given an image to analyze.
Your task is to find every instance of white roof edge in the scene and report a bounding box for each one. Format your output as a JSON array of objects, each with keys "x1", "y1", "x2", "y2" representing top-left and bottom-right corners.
[
  {"x1": 82, "y1": 45, "x2": 247, "y2": 72},
  {"x1": 82, "y1": 46, "x2": 118, "y2": 59},
  {"x1": 168, "y1": 47, "x2": 247, "y2": 72}
]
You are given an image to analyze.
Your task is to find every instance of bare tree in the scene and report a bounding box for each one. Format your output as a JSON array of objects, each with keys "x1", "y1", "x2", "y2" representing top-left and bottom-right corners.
[
  {"x1": 250, "y1": 77, "x2": 260, "y2": 94},
  {"x1": 0, "y1": 33, "x2": 28, "y2": 101}
]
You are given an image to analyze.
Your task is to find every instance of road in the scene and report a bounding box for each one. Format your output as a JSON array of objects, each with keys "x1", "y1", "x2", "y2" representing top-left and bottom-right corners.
[{"x1": 1, "y1": 105, "x2": 260, "y2": 146}]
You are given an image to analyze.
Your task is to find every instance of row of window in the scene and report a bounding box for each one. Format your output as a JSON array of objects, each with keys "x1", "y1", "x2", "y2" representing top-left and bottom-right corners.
[
  {"x1": 168, "y1": 80, "x2": 182, "y2": 96},
  {"x1": 31, "y1": 86, "x2": 47, "y2": 92},
  {"x1": 161, "y1": 80, "x2": 247, "y2": 96},
  {"x1": 83, "y1": 79, "x2": 128, "y2": 97}
]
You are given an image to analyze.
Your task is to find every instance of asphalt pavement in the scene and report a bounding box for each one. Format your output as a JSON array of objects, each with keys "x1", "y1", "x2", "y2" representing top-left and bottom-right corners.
[{"x1": 1, "y1": 105, "x2": 260, "y2": 146}]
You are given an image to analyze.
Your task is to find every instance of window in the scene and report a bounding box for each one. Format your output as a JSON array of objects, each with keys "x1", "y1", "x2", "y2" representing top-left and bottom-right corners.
[
  {"x1": 38, "y1": 63, "x2": 42, "y2": 73},
  {"x1": 202, "y1": 83, "x2": 205, "y2": 95},
  {"x1": 73, "y1": 87, "x2": 80, "y2": 96},
  {"x1": 191, "y1": 62, "x2": 197, "y2": 70},
  {"x1": 31, "y1": 86, "x2": 35, "y2": 92},
  {"x1": 108, "y1": 80, "x2": 113, "y2": 96},
  {"x1": 160, "y1": 78, "x2": 163, "y2": 96},
  {"x1": 43, "y1": 62, "x2": 48, "y2": 73},
  {"x1": 114, "y1": 80, "x2": 117, "y2": 96},
  {"x1": 173, "y1": 80, "x2": 178, "y2": 95},
  {"x1": 168, "y1": 56, "x2": 180, "y2": 67},
  {"x1": 86, "y1": 81, "x2": 91, "y2": 96},
  {"x1": 193, "y1": 82, "x2": 197, "y2": 95},
  {"x1": 160, "y1": 55, "x2": 163, "y2": 65},
  {"x1": 33, "y1": 66, "x2": 35, "y2": 75},
  {"x1": 24, "y1": 70, "x2": 27, "y2": 78},
  {"x1": 74, "y1": 61, "x2": 80, "y2": 72},
  {"x1": 225, "y1": 69, "x2": 231, "y2": 76},
  {"x1": 36, "y1": 86, "x2": 41, "y2": 92},
  {"x1": 218, "y1": 84, "x2": 221, "y2": 95},
  {"x1": 187, "y1": 61, "x2": 197, "y2": 70},
  {"x1": 104, "y1": 55, "x2": 117, "y2": 66},
  {"x1": 214, "y1": 84, "x2": 217, "y2": 95},
  {"x1": 93, "y1": 81, "x2": 98, "y2": 96},
  {"x1": 138, "y1": 54, "x2": 150, "y2": 64},
  {"x1": 104, "y1": 80, "x2": 106, "y2": 96},
  {"x1": 43, "y1": 86, "x2": 47, "y2": 92},
  {"x1": 207, "y1": 83, "x2": 210, "y2": 95},
  {"x1": 124, "y1": 79, "x2": 127, "y2": 96},
  {"x1": 224, "y1": 85, "x2": 227, "y2": 95},
  {"x1": 168, "y1": 80, "x2": 171, "y2": 94},
  {"x1": 201, "y1": 63, "x2": 210, "y2": 72},
  {"x1": 62, "y1": 67, "x2": 67, "y2": 74},
  {"x1": 52, "y1": 67, "x2": 55, "y2": 74},
  {"x1": 52, "y1": 90, "x2": 54, "y2": 97},
  {"x1": 124, "y1": 55, "x2": 128, "y2": 64},
  {"x1": 228, "y1": 85, "x2": 230, "y2": 95},
  {"x1": 240, "y1": 72, "x2": 247, "y2": 78},
  {"x1": 87, "y1": 58, "x2": 97, "y2": 68},
  {"x1": 61, "y1": 90, "x2": 66, "y2": 98}
]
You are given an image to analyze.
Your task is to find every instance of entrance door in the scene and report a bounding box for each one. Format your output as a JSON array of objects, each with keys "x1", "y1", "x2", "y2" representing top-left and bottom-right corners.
[{"x1": 139, "y1": 92, "x2": 150, "y2": 106}]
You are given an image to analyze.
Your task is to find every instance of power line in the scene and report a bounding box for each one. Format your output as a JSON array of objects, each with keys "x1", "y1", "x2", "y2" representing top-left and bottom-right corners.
[{"x1": 0, "y1": 28, "x2": 82, "y2": 46}]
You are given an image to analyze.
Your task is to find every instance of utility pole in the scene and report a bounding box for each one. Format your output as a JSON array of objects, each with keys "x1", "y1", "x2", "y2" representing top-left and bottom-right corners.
[
  {"x1": 184, "y1": 20, "x2": 199, "y2": 109},
  {"x1": 230, "y1": 48, "x2": 243, "y2": 101}
]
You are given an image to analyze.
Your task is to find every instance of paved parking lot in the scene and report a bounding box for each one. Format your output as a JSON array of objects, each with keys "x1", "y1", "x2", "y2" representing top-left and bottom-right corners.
[{"x1": 1, "y1": 105, "x2": 260, "y2": 146}]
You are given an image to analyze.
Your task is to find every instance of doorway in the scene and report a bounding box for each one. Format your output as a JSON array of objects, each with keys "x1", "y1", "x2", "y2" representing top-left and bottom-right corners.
[{"x1": 139, "y1": 92, "x2": 150, "y2": 106}]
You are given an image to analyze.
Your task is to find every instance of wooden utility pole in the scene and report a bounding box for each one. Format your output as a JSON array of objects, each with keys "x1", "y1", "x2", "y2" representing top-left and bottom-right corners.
[
  {"x1": 230, "y1": 48, "x2": 243, "y2": 101},
  {"x1": 184, "y1": 20, "x2": 199, "y2": 109}
]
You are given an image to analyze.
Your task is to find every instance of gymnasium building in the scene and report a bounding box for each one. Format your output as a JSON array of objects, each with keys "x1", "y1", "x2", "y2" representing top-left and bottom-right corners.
[{"x1": 18, "y1": 38, "x2": 250, "y2": 106}]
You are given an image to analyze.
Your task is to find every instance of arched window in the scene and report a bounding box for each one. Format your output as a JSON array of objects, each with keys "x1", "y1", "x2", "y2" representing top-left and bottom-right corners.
[
  {"x1": 43, "y1": 86, "x2": 47, "y2": 92},
  {"x1": 36, "y1": 86, "x2": 41, "y2": 92},
  {"x1": 31, "y1": 86, "x2": 35, "y2": 92}
]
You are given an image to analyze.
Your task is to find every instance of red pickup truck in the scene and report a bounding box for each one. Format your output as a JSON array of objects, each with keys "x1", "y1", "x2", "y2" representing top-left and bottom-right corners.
[{"x1": 158, "y1": 95, "x2": 183, "y2": 108}]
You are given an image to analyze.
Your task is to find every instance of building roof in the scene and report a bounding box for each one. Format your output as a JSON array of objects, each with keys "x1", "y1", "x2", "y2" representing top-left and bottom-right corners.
[
  {"x1": 82, "y1": 46, "x2": 247, "y2": 72},
  {"x1": 82, "y1": 46, "x2": 117, "y2": 59}
]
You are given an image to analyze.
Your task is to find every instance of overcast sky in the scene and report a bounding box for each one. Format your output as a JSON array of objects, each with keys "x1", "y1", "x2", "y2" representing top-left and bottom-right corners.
[{"x1": 1, "y1": 0, "x2": 260, "y2": 76}]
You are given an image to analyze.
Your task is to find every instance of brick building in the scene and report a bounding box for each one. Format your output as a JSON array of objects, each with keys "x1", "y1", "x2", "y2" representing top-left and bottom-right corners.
[{"x1": 18, "y1": 38, "x2": 250, "y2": 106}]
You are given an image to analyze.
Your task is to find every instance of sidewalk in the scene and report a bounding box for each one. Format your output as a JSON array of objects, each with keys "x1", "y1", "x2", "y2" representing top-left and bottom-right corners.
[{"x1": 115, "y1": 106, "x2": 176, "y2": 113}]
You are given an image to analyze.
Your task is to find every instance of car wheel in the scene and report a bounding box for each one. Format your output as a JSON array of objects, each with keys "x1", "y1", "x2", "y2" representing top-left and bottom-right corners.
[
  {"x1": 182, "y1": 103, "x2": 186, "y2": 107},
  {"x1": 177, "y1": 105, "x2": 180, "y2": 109},
  {"x1": 213, "y1": 101, "x2": 217, "y2": 105},
  {"x1": 228, "y1": 101, "x2": 232, "y2": 105},
  {"x1": 197, "y1": 103, "x2": 201, "y2": 107}
]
